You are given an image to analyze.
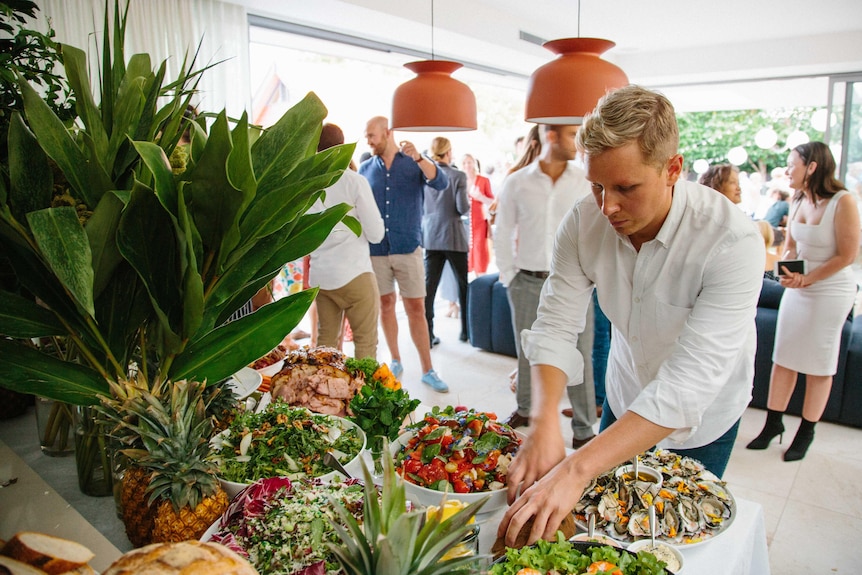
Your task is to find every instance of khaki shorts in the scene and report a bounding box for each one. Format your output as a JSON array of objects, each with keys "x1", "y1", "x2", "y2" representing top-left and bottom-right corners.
[{"x1": 371, "y1": 248, "x2": 426, "y2": 299}]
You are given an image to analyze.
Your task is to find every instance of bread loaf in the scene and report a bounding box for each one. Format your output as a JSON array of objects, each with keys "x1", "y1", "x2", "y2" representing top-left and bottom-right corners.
[
  {"x1": 1, "y1": 533, "x2": 93, "y2": 575},
  {"x1": 103, "y1": 541, "x2": 258, "y2": 575},
  {"x1": 0, "y1": 555, "x2": 50, "y2": 575}
]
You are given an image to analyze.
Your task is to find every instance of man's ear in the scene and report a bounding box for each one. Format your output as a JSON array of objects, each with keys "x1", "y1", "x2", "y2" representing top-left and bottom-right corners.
[{"x1": 666, "y1": 154, "x2": 684, "y2": 186}]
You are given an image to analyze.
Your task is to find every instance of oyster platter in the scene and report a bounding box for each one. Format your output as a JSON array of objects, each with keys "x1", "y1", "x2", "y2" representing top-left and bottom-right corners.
[{"x1": 574, "y1": 449, "x2": 736, "y2": 547}]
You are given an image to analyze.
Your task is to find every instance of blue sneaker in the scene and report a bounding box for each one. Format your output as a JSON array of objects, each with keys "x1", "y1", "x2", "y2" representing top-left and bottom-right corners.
[
  {"x1": 390, "y1": 359, "x2": 403, "y2": 380},
  {"x1": 421, "y1": 369, "x2": 449, "y2": 393}
]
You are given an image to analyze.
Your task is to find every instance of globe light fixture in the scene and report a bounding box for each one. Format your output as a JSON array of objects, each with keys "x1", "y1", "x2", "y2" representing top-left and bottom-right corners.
[
  {"x1": 727, "y1": 146, "x2": 748, "y2": 166},
  {"x1": 786, "y1": 130, "x2": 810, "y2": 150},
  {"x1": 755, "y1": 127, "x2": 778, "y2": 149},
  {"x1": 809, "y1": 109, "x2": 828, "y2": 133},
  {"x1": 693, "y1": 159, "x2": 710, "y2": 175},
  {"x1": 390, "y1": 1, "x2": 477, "y2": 131}
]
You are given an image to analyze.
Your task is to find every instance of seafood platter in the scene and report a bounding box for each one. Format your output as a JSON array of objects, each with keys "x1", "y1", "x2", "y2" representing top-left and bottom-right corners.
[{"x1": 574, "y1": 449, "x2": 735, "y2": 547}]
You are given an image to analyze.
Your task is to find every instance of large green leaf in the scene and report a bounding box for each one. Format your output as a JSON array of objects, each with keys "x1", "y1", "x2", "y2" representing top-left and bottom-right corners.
[
  {"x1": 239, "y1": 144, "x2": 351, "y2": 244},
  {"x1": 170, "y1": 288, "x2": 317, "y2": 384},
  {"x1": 8, "y1": 111, "x2": 52, "y2": 218},
  {"x1": 116, "y1": 185, "x2": 182, "y2": 352},
  {"x1": 177, "y1": 184, "x2": 203, "y2": 341},
  {"x1": 0, "y1": 339, "x2": 108, "y2": 405},
  {"x1": 18, "y1": 77, "x2": 112, "y2": 208},
  {"x1": 203, "y1": 203, "x2": 351, "y2": 332},
  {"x1": 184, "y1": 111, "x2": 243, "y2": 263},
  {"x1": 64, "y1": 44, "x2": 109, "y2": 163},
  {"x1": 27, "y1": 206, "x2": 96, "y2": 318},
  {"x1": 0, "y1": 290, "x2": 64, "y2": 337},
  {"x1": 93, "y1": 260, "x2": 150, "y2": 377},
  {"x1": 0, "y1": 220, "x2": 88, "y2": 336},
  {"x1": 251, "y1": 92, "x2": 326, "y2": 197},
  {"x1": 86, "y1": 191, "x2": 125, "y2": 298},
  {"x1": 133, "y1": 141, "x2": 177, "y2": 215}
]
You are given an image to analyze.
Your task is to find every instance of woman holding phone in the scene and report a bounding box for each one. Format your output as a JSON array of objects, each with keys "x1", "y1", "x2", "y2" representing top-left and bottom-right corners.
[{"x1": 747, "y1": 142, "x2": 859, "y2": 461}]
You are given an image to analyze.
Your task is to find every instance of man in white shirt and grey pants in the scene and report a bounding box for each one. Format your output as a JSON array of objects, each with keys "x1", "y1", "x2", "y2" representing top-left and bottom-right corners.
[
  {"x1": 495, "y1": 124, "x2": 597, "y2": 448},
  {"x1": 498, "y1": 85, "x2": 764, "y2": 547}
]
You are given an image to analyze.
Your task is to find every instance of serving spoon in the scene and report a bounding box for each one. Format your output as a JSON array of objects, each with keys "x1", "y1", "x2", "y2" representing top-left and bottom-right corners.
[
  {"x1": 323, "y1": 451, "x2": 353, "y2": 479},
  {"x1": 648, "y1": 504, "x2": 657, "y2": 548}
]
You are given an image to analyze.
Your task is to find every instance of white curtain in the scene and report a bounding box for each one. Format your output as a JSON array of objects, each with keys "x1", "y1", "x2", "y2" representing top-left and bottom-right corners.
[{"x1": 34, "y1": 0, "x2": 250, "y2": 118}]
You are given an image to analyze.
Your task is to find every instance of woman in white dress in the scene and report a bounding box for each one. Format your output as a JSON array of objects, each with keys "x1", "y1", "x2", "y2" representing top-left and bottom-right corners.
[{"x1": 747, "y1": 142, "x2": 859, "y2": 461}]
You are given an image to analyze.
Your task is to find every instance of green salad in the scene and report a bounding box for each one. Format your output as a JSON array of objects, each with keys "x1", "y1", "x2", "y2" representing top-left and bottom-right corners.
[
  {"x1": 491, "y1": 532, "x2": 670, "y2": 575},
  {"x1": 211, "y1": 402, "x2": 364, "y2": 483}
]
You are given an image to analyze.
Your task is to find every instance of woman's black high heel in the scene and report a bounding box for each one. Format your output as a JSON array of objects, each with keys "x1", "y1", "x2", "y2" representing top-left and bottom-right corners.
[
  {"x1": 784, "y1": 418, "x2": 816, "y2": 462},
  {"x1": 746, "y1": 409, "x2": 785, "y2": 450}
]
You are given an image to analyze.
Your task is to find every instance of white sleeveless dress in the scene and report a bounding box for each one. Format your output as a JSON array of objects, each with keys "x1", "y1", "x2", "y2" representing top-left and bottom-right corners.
[{"x1": 773, "y1": 190, "x2": 857, "y2": 375}]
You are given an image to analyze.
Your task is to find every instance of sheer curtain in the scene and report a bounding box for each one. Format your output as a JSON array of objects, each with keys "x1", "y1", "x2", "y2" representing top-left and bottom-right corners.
[{"x1": 36, "y1": 0, "x2": 250, "y2": 118}]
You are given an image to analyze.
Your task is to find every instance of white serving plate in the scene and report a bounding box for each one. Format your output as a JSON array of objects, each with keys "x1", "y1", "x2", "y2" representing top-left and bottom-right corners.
[{"x1": 226, "y1": 367, "x2": 262, "y2": 400}]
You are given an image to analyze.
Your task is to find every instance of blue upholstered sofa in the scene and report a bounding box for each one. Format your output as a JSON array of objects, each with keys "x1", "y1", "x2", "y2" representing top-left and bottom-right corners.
[
  {"x1": 468, "y1": 273, "x2": 862, "y2": 429},
  {"x1": 752, "y1": 277, "x2": 862, "y2": 428}
]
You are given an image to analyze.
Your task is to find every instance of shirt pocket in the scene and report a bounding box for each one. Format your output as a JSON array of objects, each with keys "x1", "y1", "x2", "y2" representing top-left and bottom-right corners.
[{"x1": 646, "y1": 298, "x2": 693, "y2": 350}]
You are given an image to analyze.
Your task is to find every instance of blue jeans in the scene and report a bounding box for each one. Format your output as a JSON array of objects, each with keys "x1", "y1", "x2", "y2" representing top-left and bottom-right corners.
[
  {"x1": 592, "y1": 291, "x2": 610, "y2": 406},
  {"x1": 599, "y1": 398, "x2": 740, "y2": 478}
]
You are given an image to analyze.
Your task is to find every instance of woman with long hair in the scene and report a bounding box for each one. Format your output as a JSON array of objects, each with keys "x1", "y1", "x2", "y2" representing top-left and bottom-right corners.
[
  {"x1": 747, "y1": 142, "x2": 859, "y2": 461},
  {"x1": 463, "y1": 153, "x2": 494, "y2": 274}
]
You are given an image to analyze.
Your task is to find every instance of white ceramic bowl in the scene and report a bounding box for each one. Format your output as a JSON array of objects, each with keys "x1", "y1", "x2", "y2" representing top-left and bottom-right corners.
[
  {"x1": 227, "y1": 367, "x2": 263, "y2": 400},
  {"x1": 218, "y1": 416, "x2": 366, "y2": 500},
  {"x1": 568, "y1": 533, "x2": 625, "y2": 548},
  {"x1": 389, "y1": 432, "x2": 509, "y2": 520},
  {"x1": 614, "y1": 464, "x2": 663, "y2": 487},
  {"x1": 627, "y1": 539, "x2": 684, "y2": 574}
]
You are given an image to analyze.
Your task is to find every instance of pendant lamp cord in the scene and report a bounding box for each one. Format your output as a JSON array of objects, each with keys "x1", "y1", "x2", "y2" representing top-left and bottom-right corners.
[
  {"x1": 431, "y1": 0, "x2": 436, "y2": 59},
  {"x1": 577, "y1": 0, "x2": 581, "y2": 37}
]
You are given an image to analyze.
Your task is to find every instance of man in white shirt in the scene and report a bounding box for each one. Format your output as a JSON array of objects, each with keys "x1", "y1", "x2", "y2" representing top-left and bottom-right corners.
[
  {"x1": 497, "y1": 85, "x2": 764, "y2": 546},
  {"x1": 307, "y1": 124, "x2": 385, "y2": 359},
  {"x1": 495, "y1": 124, "x2": 597, "y2": 447}
]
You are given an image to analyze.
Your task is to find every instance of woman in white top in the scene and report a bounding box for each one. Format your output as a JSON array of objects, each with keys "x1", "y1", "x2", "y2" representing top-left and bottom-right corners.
[{"x1": 747, "y1": 142, "x2": 859, "y2": 461}]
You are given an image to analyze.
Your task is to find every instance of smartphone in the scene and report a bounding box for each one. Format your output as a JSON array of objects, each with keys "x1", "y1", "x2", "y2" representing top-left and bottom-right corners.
[{"x1": 775, "y1": 259, "x2": 807, "y2": 276}]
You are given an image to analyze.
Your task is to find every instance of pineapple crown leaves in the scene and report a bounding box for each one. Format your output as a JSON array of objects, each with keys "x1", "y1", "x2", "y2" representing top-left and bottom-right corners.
[
  {"x1": 326, "y1": 442, "x2": 488, "y2": 575},
  {"x1": 97, "y1": 379, "x2": 220, "y2": 510}
]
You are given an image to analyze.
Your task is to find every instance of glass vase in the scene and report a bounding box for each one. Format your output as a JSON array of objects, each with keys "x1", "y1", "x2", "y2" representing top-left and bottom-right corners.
[
  {"x1": 74, "y1": 405, "x2": 114, "y2": 497},
  {"x1": 35, "y1": 396, "x2": 75, "y2": 456}
]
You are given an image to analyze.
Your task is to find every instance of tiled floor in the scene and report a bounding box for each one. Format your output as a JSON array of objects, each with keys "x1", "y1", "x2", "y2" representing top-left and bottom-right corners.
[{"x1": 373, "y1": 296, "x2": 862, "y2": 575}]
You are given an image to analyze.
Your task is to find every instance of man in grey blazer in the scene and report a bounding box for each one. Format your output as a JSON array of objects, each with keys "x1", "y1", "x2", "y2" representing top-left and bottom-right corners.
[{"x1": 423, "y1": 136, "x2": 471, "y2": 346}]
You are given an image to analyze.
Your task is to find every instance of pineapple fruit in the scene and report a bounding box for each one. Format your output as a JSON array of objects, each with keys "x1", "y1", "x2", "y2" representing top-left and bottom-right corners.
[
  {"x1": 327, "y1": 445, "x2": 487, "y2": 575},
  {"x1": 120, "y1": 465, "x2": 156, "y2": 547},
  {"x1": 99, "y1": 379, "x2": 228, "y2": 543}
]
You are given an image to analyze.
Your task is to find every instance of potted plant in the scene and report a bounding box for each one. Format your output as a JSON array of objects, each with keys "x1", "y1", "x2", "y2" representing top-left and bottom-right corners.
[{"x1": 0, "y1": 0, "x2": 355, "y2": 498}]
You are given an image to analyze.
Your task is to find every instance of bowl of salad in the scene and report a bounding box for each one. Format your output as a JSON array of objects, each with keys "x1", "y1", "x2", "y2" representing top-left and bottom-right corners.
[
  {"x1": 211, "y1": 402, "x2": 366, "y2": 499},
  {"x1": 491, "y1": 534, "x2": 677, "y2": 575},
  {"x1": 203, "y1": 477, "x2": 369, "y2": 575},
  {"x1": 391, "y1": 406, "x2": 521, "y2": 518}
]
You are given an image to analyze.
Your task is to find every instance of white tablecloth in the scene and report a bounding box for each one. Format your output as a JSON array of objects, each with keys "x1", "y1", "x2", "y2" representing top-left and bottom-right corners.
[{"x1": 479, "y1": 496, "x2": 770, "y2": 574}]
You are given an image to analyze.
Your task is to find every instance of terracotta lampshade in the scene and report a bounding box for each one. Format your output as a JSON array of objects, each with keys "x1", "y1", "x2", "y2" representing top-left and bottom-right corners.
[
  {"x1": 525, "y1": 38, "x2": 629, "y2": 125},
  {"x1": 391, "y1": 60, "x2": 477, "y2": 132}
]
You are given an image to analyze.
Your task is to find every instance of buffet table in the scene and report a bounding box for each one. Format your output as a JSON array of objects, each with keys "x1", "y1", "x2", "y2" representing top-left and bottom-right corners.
[{"x1": 0, "y1": 439, "x2": 122, "y2": 572}]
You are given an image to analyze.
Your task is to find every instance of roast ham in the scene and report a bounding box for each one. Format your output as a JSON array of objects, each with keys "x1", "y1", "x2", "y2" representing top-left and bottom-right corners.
[{"x1": 269, "y1": 347, "x2": 365, "y2": 416}]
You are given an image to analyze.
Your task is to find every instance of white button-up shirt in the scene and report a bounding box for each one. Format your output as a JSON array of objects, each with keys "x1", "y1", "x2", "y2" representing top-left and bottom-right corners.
[
  {"x1": 308, "y1": 170, "x2": 384, "y2": 290},
  {"x1": 522, "y1": 179, "x2": 764, "y2": 448},
  {"x1": 495, "y1": 161, "x2": 591, "y2": 286}
]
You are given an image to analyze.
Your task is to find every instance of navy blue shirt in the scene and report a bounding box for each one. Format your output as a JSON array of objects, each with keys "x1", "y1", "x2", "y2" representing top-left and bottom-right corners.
[{"x1": 359, "y1": 152, "x2": 449, "y2": 255}]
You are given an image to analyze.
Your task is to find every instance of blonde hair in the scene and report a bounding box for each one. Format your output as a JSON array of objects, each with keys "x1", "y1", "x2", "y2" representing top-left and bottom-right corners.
[
  {"x1": 757, "y1": 220, "x2": 774, "y2": 249},
  {"x1": 576, "y1": 85, "x2": 678, "y2": 170},
  {"x1": 430, "y1": 137, "x2": 451, "y2": 161}
]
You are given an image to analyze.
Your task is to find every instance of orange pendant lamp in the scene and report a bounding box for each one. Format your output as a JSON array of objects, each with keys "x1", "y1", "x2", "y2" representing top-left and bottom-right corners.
[
  {"x1": 390, "y1": 0, "x2": 477, "y2": 132},
  {"x1": 391, "y1": 60, "x2": 477, "y2": 131},
  {"x1": 525, "y1": 37, "x2": 629, "y2": 125}
]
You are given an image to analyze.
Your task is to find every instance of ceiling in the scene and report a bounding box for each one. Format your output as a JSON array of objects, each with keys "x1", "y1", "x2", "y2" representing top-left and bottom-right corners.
[{"x1": 234, "y1": 0, "x2": 862, "y2": 111}]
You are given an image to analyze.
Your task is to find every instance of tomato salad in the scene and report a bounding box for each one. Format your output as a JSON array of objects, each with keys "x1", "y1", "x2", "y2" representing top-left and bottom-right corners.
[{"x1": 394, "y1": 406, "x2": 521, "y2": 494}]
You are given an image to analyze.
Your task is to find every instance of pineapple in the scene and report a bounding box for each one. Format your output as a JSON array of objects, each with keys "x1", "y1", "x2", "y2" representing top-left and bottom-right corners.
[
  {"x1": 120, "y1": 465, "x2": 156, "y2": 547},
  {"x1": 100, "y1": 379, "x2": 229, "y2": 543},
  {"x1": 327, "y1": 446, "x2": 487, "y2": 575}
]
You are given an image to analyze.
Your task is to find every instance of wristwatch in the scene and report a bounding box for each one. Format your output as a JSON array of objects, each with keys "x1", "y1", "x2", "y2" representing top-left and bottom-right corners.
[{"x1": 415, "y1": 155, "x2": 426, "y2": 163}]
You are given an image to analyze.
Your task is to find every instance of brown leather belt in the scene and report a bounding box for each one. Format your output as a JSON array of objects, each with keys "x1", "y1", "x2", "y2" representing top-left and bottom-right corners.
[{"x1": 519, "y1": 269, "x2": 550, "y2": 279}]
